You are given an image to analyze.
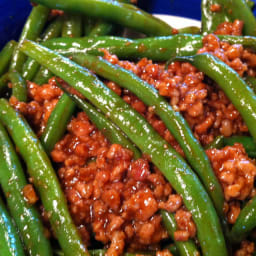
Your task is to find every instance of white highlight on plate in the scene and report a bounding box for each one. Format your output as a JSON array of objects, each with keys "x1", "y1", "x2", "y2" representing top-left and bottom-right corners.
[{"x1": 154, "y1": 14, "x2": 201, "y2": 29}]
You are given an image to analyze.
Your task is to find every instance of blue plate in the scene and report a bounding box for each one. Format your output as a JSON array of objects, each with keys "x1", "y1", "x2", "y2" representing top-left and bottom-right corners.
[{"x1": 0, "y1": 0, "x2": 256, "y2": 49}]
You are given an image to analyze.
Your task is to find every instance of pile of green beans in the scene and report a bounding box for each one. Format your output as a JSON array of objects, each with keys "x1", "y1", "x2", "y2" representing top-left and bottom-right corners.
[{"x1": 1, "y1": 0, "x2": 256, "y2": 255}]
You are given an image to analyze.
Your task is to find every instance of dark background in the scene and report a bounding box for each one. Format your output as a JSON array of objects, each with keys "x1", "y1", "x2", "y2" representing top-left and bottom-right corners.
[{"x1": 0, "y1": 0, "x2": 255, "y2": 49}]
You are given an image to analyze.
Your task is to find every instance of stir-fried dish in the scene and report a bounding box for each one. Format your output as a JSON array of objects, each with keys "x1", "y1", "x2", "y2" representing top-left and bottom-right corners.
[{"x1": 1, "y1": 0, "x2": 256, "y2": 255}]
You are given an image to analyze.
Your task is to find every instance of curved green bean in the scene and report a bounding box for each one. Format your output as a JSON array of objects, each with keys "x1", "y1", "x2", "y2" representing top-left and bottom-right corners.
[
  {"x1": 9, "y1": 5, "x2": 50, "y2": 73},
  {"x1": 20, "y1": 39, "x2": 228, "y2": 256},
  {"x1": 0, "y1": 123, "x2": 52, "y2": 256},
  {"x1": 0, "y1": 99, "x2": 88, "y2": 256},
  {"x1": 22, "y1": 16, "x2": 64, "y2": 81},
  {"x1": 61, "y1": 91, "x2": 141, "y2": 159},
  {"x1": 160, "y1": 210, "x2": 199, "y2": 256},
  {"x1": 0, "y1": 40, "x2": 17, "y2": 76},
  {"x1": 175, "y1": 53, "x2": 256, "y2": 142},
  {"x1": 40, "y1": 93, "x2": 76, "y2": 154},
  {"x1": 31, "y1": 0, "x2": 174, "y2": 36},
  {"x1": 0, "y1": 71, "x2": 27, "y2": 101},
  {"x1": 230, "y1": 196, "x2": 256, "y2": 242},
  {"x1": 71, "y1": 53, "x2": 225, "y2": 218},
  {"x1": 0, "y1": 196, "x2": 25, "y2": 256}
]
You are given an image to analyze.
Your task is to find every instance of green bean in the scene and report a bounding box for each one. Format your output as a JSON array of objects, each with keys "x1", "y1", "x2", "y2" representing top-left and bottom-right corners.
[
  {"x1": 33, "y1": 66, "x2": 52, "y2": 85},
  {"x1": 71, "y1": 53, "x2": 225, "y2": 218},
  {"x1": 0, "y1": 99, "x2": 88, "y2": 256},
  {"x1": 60, "y1": 90, "x2": 141, "y2": 159},
  {"x1": 230, "y1": 196, "x2": 256, "y2": 242},
  {"x1": 41, "y1": 9, "x2": 84, "y2": 153},
  {"x1": 0, "y1": 75, "x2": 7, "y2": 95},
  {"x1": 160, "y1": 210, "x2": 199, "y2": 256},
  {"x1": 62, "y1": 14, "x2": 83, "y2": 38},
  {"x1": 20, "y1": 40, "x2": 228, "y2": 256},
  {"x1": 54, "y1": 249, "x2": 154, "y2": 256},
  {"x1": 7, "y1": 71, "x2": 27, "y2": 101},
  {"x1": 42, "y1": 16, "x2": 64, "y2": 41},
  {"x1": 165, "y1": 245, "x2": 179, "y2": 256},
  {"x1": 9, "y1": 5, "x2": 50, "y2": 73},
  {"x1": 244, "y1": 76, "x2": 256, "y2": 93},
  {"x1": 0, "y1": 196, "x2": 25, "y2": 256},
  {"x1": 175, "y1": 53, "x2": 256, "y2": 142},
  {"x1": 178, "y1": 26, "x2": 201, "y2": 34},
  {"x1": 0, "y1": 122, "x2": 52, "y2": 255},
  {"x1": 224, "y1": 136, "x2": 256, "y2": 158},
  {"x1": 202, "y1": 0, "x2": 256, "y2": 35},
  {"x1": 42, "y1": 34, "x2": 256, "y2": 62},
  {"x1": 83, "y1": 17, "x2": 95, "y2": 36},
  {"x1": 246, "y1": 0, "x2": 255, "y2": 9},
  {"x1": 0, "y1": 40, "x2": 17, "y2": 76},
  {"x1": 40, "y1": 93, "x2": 76, "y2": 154},
  {"x1": 201, "y1": 0, "x2": 231, "y2": 34},
  {"x1": 205, "y1": 135, "x2": 256, "y2": 158},
  {"x1": 0, "y1": 71, "x2": 27, "y2": 101},
  {"x1": 31, "y1": 0, "x2": 174, "y2": 36},
  {"x1": 22, "y1": 16, "x2": 64, "y2": 81},
  {"x1": 88, "y1": 19, "x2": 115, "y2": 37},
  {"x1": 204, "y1": 135, "x2": 225, "y2": 150}
]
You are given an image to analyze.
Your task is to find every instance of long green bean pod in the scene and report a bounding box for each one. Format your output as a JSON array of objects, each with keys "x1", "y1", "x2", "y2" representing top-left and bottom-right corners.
[
  {"x1": 0, "y1": 99, "x2": 88, "y2": 256},
  {"x1": 230, "y1": 196, "x2": 256, "y2": 242},
  {"x1": 40, "y1": 93, "x2": 76, "y2": 154},
  {"x1": 71, "y1": 53, "x2": 225, "y2": 218},
  {"x1": 86, "y1": 0, "x2": 129, "y2": 37},
  {"x1": 0, "y1": 196, "x2": 25, "y2": 256},
  {"x1": 175, "y1": 53, "x2": 256, "y2": 142},
  {"x1": 41, "y1": 10, "x2": 84, "y2": 152},
  {"x1": 31, "y1": 0, "x2": 174, "y2": 36},
  {"x1": 42, "y1": 35, "x2": 201, "y2": 61},
  {"x1": 54, "y1": 249, "x2": 154, "y2": 256},
  {"x1": 61, "y1": 91, "x2": 141, "y2": 159},
  {"x1": 9, "y1": 5, "x2": 50, "y2": 73},
  {"x1": 0, "y1": 122, "x2": 52, "y2": 255},
  {"x1": 0, "y1": 71, "x2": 27, "y2": 101},
  {"x1": 22, "y1": 16, "x2": 64, "y2": 81},
  {"x1": 160, "y1": 210, "x2": 199, "y2": 256},
  {"x1": 0, "y1": 40, "x2": 17, "y2": 76},
  {"x1": 20, "y1": 40, "x2": 228, "y2": 256},
  {"x1": 42, "y1": 34, "x2": 256, "y2": 62}
]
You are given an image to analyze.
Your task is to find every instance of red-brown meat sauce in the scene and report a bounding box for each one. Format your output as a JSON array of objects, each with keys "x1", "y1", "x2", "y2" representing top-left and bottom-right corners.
[{"x1": 10, "y1": 21, "x2": 256, "y2": 255}]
